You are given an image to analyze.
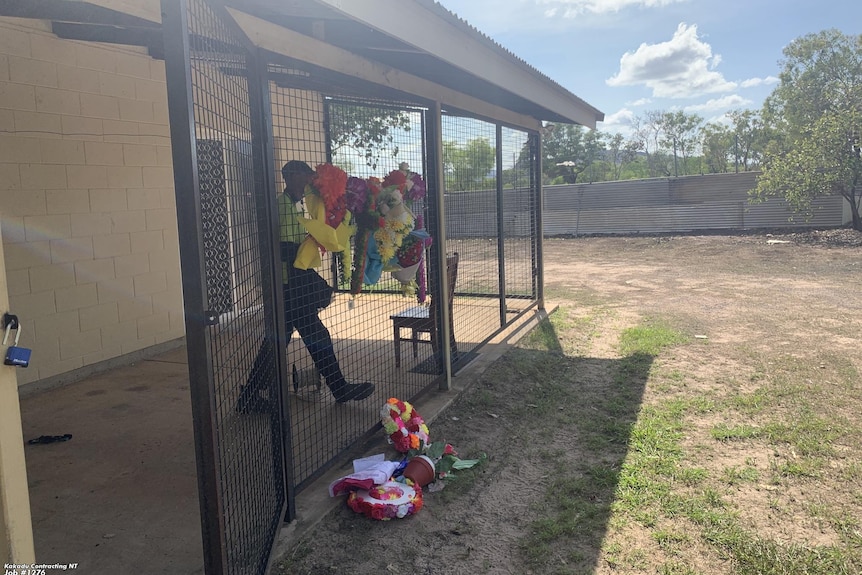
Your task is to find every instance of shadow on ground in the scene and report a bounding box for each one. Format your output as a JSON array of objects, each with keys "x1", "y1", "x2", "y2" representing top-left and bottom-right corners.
[{"x1": 277, "y1": 315, "x2": 654, "y2": 575}]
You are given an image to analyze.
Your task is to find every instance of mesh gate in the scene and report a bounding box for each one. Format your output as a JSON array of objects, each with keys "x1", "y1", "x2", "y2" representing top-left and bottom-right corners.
[
  {"x1": 163, "y1": 1, "x2": 287, "y2": 573},
  {"x1": 441, "y1": 114, "x2": 540, "y2": 363}
]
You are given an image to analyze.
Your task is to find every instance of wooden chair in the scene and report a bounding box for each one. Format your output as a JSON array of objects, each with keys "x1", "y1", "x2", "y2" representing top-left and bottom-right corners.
[{"x1": 391, "y1": 252, "x2": 459, "y2": 367}]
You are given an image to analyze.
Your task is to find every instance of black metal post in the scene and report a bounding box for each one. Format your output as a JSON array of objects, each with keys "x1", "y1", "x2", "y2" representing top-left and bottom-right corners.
[
  {"x1": 533, "y1": 133, "x2": 544, "y2": 309},
  {"x1": 246, "y1": 49, "x2": 295, "y2": 522},
  {"x1": 495, "y1": 124, "x2": 507, "y2": 327},
  {"x1": 160, "y1": 0, "x2": 225, "y2": 572},
  {"x1": 426, "y1": 102, "x2": 452, "y2": 390}
]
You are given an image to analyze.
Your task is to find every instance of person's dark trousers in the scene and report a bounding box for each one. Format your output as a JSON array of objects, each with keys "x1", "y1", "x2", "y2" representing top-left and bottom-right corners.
[{"x1": 242, "y1": 284, "x2": 347, "y2": 408}]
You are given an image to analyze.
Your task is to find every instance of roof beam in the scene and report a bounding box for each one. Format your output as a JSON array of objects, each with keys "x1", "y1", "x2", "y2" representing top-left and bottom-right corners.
[
  {"x1": 228, "y1": 8, "x2": 542, "y2": 132},
  {"x1": 52, "y1": 21, "x2": 162, "y2": 47},
  {"x1": 0, "y1": 0, "x2": 159, "y2": 27},
  {"x1": 312, "y1": 0, "x2": 603, "y2": 128}
]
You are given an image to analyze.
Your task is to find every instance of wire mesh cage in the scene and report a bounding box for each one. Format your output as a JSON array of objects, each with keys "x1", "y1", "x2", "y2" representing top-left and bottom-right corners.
[
  {"x1": 167, "y1": 4, "x2": 544, "y2": 570},
  {"x1": 268, "y1": 86, "x2": 447, "y2": 489}
]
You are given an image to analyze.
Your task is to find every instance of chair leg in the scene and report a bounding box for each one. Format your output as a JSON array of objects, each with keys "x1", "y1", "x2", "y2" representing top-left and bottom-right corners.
[
  {"x1": 411, "y1": 329, "x2": 419, "y2": 358},
  {"x1": 394, "y1": 325, "x2": 401, "y2": 367}
]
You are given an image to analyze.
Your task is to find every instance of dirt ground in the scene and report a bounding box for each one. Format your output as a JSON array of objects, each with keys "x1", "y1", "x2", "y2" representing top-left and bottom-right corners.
[{"x1": 277, "y1": 227, "x2": 862, "y2": 575}]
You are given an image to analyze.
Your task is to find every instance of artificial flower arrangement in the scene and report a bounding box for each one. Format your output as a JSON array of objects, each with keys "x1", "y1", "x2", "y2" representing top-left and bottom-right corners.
[
  {"x1": 380, "y1": 397, "x2": 483, "y2": 482},
  {"x1": 336, "y1": 397, "x2": 484, "y2": 521},
  {"x1": 380, "y1": 397, "x2": 429, "y2": 453},
  {"x1": 294, "y1": 163, "x2": 354, "y2": 277},
  {"x1": 347, "y1": 163, "x2": 431, "y2": 299},
  {"x1": 346, "y1": 480, "x2": 423, "y2": 521}
]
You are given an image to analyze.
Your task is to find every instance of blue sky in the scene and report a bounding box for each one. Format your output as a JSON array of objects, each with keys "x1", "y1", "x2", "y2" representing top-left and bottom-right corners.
[{"x1": 437, "y1": 0, "x2": 862, "y2": 136}]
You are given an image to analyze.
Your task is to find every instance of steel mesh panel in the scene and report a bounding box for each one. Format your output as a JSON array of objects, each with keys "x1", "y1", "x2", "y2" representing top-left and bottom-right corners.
[
  {"x1": 441, "y1": 114, "x2": 501, "y2": 357},
  {"x1": 267, "y1": 86, "x2": 440, "y2": 488},
  {"x1": 185, "y1": 1, "x2": 284, "y2": 573},
  {"x1": 500, "y1": 127, "x2": 538, "y2": 302},
  {"x1": 437, "y1": 116, "x2": 541, "y2": 358}
]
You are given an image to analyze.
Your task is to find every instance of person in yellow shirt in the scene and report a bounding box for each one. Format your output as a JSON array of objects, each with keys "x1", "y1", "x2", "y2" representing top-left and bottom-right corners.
[{"x1": 239, "y1": 161, "x2": 374, "y2": 411}]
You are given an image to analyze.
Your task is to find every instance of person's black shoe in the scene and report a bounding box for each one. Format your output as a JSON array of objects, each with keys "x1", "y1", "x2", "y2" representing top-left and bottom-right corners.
[{"x1": 333, "y1": 382, "x2": 375, "y2": 403}]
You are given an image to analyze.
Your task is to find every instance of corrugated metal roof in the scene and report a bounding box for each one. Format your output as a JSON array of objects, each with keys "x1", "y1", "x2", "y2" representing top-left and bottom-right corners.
[{"x1": 418, "y1": 0, "x2": 602, "y2": 122}]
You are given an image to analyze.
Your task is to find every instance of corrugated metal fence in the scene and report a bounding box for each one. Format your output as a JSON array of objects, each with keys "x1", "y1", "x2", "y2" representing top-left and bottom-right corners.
[{"x1": 447, "y1": 172, "x2": 846, "y2": 237}]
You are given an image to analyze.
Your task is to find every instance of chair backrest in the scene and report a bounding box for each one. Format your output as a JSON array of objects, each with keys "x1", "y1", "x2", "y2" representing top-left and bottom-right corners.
[{"x1": 429, "y1": 252, "x2": 459, "y2": 316}]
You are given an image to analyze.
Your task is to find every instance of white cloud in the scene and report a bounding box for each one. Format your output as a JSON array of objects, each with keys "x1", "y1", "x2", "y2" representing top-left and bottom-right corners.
[
  {"x1": 597, "y1": 107, "x2": 638, "y2": 136},
  {"x1": 628, "y1": 97, "x2": 652, "y2": 107},
  {"x1": 683, "y1": 94, "x2": 752, "y2": 113},
  {"x1": 606, "y1": 23, "x2": 737, "y2": 98},
  {"x1": 740, "y1": 76, "x2": 779, "y2": 88},
  {"x1": 536, "y1": 0, "x2": 687, "y2": 17},
  {"x1": 603, "y1": 107, "x2": 637, "y2": 125}
]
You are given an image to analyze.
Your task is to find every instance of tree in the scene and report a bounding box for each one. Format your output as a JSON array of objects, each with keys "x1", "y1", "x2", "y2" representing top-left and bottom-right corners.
[
  {"x1": 631, "y1": 110, "x2": 673, "y2": 177},
  {"x1": 754, "y1": 109, "x2": 862, "y2": 229},
  {"x1": 328, "y1": 103, "x2": 412, "y2": 170},
  {"x1": 606, "y1": 132, "x2": 639, "y2": 180},
  {"x1": 728, "y1": 109, "x2": 766, "y2": 171},
  {"x1": 701, "y1": 122, "x2": 734, "y2": 173},
  {"x1": 542, "y1": 124, "x2": 604, "y2": 184},
  {"x1": 443, "y1": 137, "x2": 496, "y2": 191},
  {"x1": 753, "y1": 29, "x2": 862, "y2": 230},
  {"x1": 659, "y1": 111, "x2": 703, "y2": 176}
]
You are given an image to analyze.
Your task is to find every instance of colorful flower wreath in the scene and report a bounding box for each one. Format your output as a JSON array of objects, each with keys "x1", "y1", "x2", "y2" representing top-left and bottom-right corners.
[
  {"x1": 347, "y1": 481, "x2": 423, "y2": 520},
  {"x1": 380, "y1": 397, "x2": 429, "y2": 453},
  {"x1": 347, "y1": 164, "x2": 428, "y2": 296},
  {"x1": 294, "y1": 163, "x2": 354, "y2": 275}
]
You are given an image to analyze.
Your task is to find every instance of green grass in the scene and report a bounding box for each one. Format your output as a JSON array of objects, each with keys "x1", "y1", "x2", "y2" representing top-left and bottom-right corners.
[{"x1": 516, "y1": 312, "x2": 862, "y2": 575}]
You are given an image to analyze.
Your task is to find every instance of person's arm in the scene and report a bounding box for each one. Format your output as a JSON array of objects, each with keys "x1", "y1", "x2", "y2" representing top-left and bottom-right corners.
[{"x1": 278, "y1": 193, "x2": 306, "y2": 264}]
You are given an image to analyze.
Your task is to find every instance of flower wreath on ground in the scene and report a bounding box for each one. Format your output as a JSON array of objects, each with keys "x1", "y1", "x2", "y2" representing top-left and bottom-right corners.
[
  {"x1": 336, "y1": 397, "x2": 485, "y2": 520},
  {"x1": 380, "y1": 398, "x2": 485, "y2": 482},
  {"x1": 380, "y1": 397, "x2": 429, "y2": 453},
  {"x1": 294, "y1": 163, "x2": 354, "y2": 277},
  {"x1": 346, "y1": 480, "x2": 423, "y2": 520}
]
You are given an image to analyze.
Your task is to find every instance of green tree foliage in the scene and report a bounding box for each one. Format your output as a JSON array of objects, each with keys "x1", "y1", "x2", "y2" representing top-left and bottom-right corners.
[
  {"x1": 542, "y1": 124, "x2": 605, "y2": 184},
  {"x1": 700, "y1": 122, "x2": 734, "y2": 173},
  {"x1": 728, "y1": 109, "x2": 767, "y2": 171},
  {"x1": 443, "y1": 137, "x2": 496, "y2": 191},
  {"x1": 606, "y1": 132, "x2": 640, "y2": 180},
  {"x1": 753, "y1": 29, "x2": 862, "y2": 230},
  {"x1": 659, "y1": 110, "x2": 703, "y2": 176},
  {"x1": 328, "y1": 103, "x2": 411, "y2": 170}
]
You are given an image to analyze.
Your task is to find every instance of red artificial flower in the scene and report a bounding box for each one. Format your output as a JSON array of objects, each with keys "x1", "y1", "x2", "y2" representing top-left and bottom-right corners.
[
  {"x1": 383, "y1": 169, "x2": 407, "y2": 190},
  {"x1": 313, "y1": 164, "x2": 347, "y2": 208},
  {"x1": 397, "y1": 236, "x2": 424, "y2": 267},
  {"x1": 368, "y1": 177, "x2": 382, "y2": 197}
]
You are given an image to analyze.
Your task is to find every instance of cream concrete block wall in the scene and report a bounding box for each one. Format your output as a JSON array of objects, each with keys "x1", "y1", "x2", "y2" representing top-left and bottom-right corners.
[
  {"x1": 270, "y1": 86, "x2": 327, "y2": 178},
  {"x1": 0, "y1": 18, "x2": 184, "y2": 386}
]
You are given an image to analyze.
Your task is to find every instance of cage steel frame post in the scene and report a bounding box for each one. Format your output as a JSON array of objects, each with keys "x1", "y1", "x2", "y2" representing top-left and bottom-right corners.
[
  {"x1": 495, "y1": 124, "x2": 507, "y2": 326},
  {"x1": 534, "y1": 133, "x2": 545, "y2": 310},
  {"x1": 160, "y1": 0, "x2": 225, "y2": 571},
  {"x1": 427, "y1": 102, "x2": 453, "y2": 390},
  {"x1": 246, "y1": 48, "x2": 296, "y2": 523}
]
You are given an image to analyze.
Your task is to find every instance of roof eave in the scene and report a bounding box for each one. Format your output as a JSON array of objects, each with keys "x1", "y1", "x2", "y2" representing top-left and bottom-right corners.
[{"x1": 313, "y1": 0, "x2": 604, "y2": 128}]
